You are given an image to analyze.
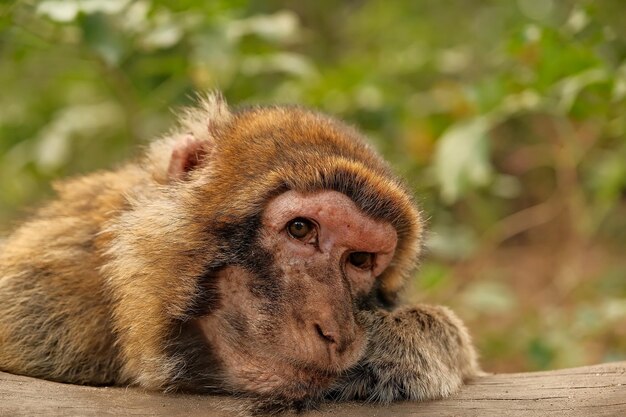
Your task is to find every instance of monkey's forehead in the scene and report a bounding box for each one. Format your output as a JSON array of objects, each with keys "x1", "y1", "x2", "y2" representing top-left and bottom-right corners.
[
  {"x1": 194, "y1": 106, "x2": 420, "y2": 230},
  {"x1": 228, "y1": 107, "x2": 384, "y2": 163},
  {"x1": 178, "y1": 100, "x2": 424, "y2": 301}
]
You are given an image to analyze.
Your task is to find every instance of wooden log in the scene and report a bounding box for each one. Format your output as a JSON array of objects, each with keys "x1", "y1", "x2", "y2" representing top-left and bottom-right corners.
[{"x1": 0, "y1": 361, "x2": 624, "y2": 416}]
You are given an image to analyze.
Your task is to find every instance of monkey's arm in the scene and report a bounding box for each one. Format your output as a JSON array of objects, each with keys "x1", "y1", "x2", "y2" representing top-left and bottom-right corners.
[{"x1": 326, "y1": 305, "x2": 481, "y2": 403}]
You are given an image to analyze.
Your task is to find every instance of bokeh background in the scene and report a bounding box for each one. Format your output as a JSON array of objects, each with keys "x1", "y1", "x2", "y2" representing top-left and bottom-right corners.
[{"x1": 1, "y1": 0, "x2": 625, "y2": 373}]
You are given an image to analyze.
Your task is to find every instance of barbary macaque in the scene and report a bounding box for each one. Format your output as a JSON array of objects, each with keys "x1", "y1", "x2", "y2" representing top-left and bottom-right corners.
[{"x1": 0, "y1": 93, "x2": 479, "y2": 413}]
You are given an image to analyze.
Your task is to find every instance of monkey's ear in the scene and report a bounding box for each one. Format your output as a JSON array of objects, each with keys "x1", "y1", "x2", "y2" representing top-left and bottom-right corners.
[
  {"x1": 166, "y1": 135, "x2": 212, "y2": 181},
  {"x1": 149, "y1": 92, "x2": 231, "y2": 183}
]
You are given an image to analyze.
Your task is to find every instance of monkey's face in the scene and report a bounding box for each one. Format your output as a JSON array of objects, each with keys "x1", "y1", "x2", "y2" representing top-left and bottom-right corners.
[{"x1": 196, "y1": 190, "x2": 397, "y2": 399}]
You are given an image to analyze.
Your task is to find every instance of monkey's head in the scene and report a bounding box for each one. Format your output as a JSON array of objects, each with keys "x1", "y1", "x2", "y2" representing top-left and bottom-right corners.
[{"x1": 106, "y1": 94, "x2": 423, "y2": 400}]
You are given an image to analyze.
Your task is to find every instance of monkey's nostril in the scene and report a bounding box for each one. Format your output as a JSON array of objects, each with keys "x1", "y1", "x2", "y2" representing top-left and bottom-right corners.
[{"x1": 315, "y1": 323, "x2": 337, "y2": 345}]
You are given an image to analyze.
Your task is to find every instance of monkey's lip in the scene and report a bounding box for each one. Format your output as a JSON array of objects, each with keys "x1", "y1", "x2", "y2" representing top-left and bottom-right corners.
[
  {"x1": 226, "y1": 357, "x2": 346, "y2": 399},
  {"x1": 246, "y1": 365, "x2": 339, "y2": 399},
  {"x1": 263, "y1": 333, "x2": 366, "y2": 397},
  {"x1": 195, "y1": 317, "x2": 362, "y2": 397}
]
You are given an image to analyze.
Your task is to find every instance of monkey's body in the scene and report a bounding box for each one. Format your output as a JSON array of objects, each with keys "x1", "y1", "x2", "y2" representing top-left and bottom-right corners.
[
  {"x1": 0, "y1": 168, "x2": 143, "y2": 385},
  {"x1": 0, "y1": 95, "x2": 479, "y2": 411}
]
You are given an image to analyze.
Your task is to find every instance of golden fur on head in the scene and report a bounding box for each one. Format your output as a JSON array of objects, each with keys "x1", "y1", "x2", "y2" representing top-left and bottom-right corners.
[
  {"x1": 145, "y1": 92, "x2": 423, "y2": 302},
  {"x1": 182, "y1": 94, "x2": 423, "y2": 299}
]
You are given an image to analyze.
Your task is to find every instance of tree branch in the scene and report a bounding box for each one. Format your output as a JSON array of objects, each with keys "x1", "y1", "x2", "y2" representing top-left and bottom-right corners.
[{"x1": 1, "y1": 362, "x2": 625, "y2": 416}]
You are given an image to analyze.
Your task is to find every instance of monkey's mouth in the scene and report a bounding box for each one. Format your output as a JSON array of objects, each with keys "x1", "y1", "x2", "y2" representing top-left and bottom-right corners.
[
  {"x1": 232, "y1": 335, "x2": 366, "y2": 400},
  {"x1": 195, "y1": 326, "x2": 347, "y2": 399},
  {"x1": 226, "y1": 360, "x2": 342, "y2": 400},
  {"x1": 201, "y1": 333, "x2": 358, "y2": 401}
]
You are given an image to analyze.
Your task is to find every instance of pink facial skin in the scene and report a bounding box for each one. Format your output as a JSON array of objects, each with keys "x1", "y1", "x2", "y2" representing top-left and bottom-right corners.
[
  {"x1": 197, "y1": 190, "x2": 398, "y2": 397},
  {"x1": 263, "y1": 190, "x2": 398, "y2": 296}
]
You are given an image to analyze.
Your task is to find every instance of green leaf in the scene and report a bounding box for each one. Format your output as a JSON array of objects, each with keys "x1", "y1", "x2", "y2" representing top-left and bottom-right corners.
[
  {"x1": 36, "y1": 1, "x2": 80, "y2": 23},
  {"x1": 80, "y1": 13, "x2": 125, "y2": 66},
  {"x1": 36, "y1": 0, "x2": 130, "y2": 22},
  {"x1": 226, "y1": 11, "x2": 300, "y2": 43},
  {"x1": 556, "y1": 68, "x2": 608, "y2": 112},
  {"x1": 416, "y1": 262, "x2": 450, "y2": 291},
  {"x1": 426, "y1": 225, "x2": 477, "y2": 260},
  {"x1": 434, "y1": 117, "x2": 493, "y2": 204},
  {"x1": 528, "y1": 338, "x2": 556, "y2": 370}
]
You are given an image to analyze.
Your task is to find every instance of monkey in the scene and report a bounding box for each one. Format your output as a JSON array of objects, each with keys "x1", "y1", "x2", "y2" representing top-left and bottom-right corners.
[{"x1": 0, "y1": 93, "x2": 479, "y2": 413}]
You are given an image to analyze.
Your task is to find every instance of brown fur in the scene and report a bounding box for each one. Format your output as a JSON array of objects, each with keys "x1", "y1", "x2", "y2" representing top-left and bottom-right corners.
[
  {"x1": 0, "y1": 93, "x2": 479, "y2": 411},
  {"x1": 329, "y1": 305, "x2": 480, "y2": 403}
]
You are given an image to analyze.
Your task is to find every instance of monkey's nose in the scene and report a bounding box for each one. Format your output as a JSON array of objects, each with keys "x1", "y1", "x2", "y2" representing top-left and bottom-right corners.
[
  {"x1": 313, "y1": 320, "x2": 357, "y2": 358},
  {"x1": 309, "y1": 318, "x2": 361, "y2": 368},
  {"x1": 315, "y1": 323, "x2": 338, "y2": 345}
]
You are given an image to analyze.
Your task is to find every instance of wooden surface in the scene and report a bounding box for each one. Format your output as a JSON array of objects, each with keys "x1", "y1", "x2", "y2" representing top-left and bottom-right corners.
[{"x1": 1, "y1": 361, "x2": 625, "y2": 416}]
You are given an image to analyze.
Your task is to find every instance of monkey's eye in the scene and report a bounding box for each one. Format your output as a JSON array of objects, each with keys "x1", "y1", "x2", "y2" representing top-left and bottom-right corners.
[
  {"x1": 348, "y1": 252, "x2": 374, "y2": 270},
  {"x1": 287, "y1": 218, "x2": 315, "y2": 241}
]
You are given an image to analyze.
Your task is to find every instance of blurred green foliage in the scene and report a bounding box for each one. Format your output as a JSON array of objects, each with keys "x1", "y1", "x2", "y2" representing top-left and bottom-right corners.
[{"x1": 1, "y1": 0, "x2": 625, "y2": 372}]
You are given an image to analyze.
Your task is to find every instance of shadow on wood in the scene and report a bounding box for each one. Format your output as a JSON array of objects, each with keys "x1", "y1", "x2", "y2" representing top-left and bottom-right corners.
[{"x1": 1, "y1": 361, "x2": 624, "y2": 416}]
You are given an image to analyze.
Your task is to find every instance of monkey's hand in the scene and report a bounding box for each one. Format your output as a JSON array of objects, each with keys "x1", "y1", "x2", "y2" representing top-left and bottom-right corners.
[{"x1": 326, "y1": 305, "x2": 481, "y2": 404}]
